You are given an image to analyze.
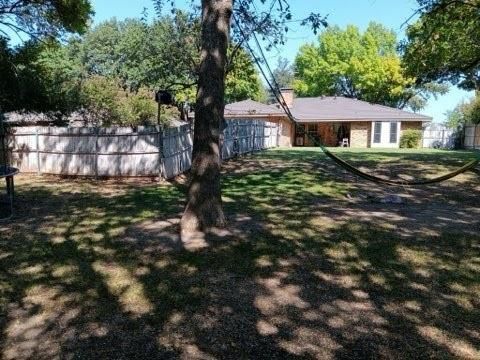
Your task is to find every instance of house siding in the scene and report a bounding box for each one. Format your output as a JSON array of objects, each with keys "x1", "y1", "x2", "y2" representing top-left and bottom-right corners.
[
  {"x1": 224, "y1": 97, "x2": 432, "y2": 149},
  {"x1": 350, "y1": 122, "x2": 371, "y2": 148},
  {"x1": 224, "y1": 115, "x2": 426, "y2": 149}
]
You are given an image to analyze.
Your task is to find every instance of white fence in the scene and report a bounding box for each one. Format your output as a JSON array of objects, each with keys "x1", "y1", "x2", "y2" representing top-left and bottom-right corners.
[
  {"x1": 1, "y1": 119, "x2": 278, "y2": 178},
  {"x1": 422, "y1": 124, "x2": 456, "y2": 148},
  {"x1": 464, "y1": 124, "x2": 480, "y2": 150},
  {"x1": 222, "y1": 120, "x2": 278, "y2": 159}
]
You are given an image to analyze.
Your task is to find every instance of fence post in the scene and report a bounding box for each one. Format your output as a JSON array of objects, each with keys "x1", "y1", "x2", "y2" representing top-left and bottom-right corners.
[
  {"x1": 0, "y1": 112, "x2": 6, "y2": 167},
  {"x1": 35, "y1": 127, "x2": 41, "y2": 175},
  {"x1": 178, "y1": 127, "x2": 184, "y2": 172},
  {"x1": 233, "y1": 120, "x2": 238, "y2": 156},
  {"x1": 473, "y1": 124, "x2": 480, "y2": 149},
  {"x1": 94, "y1": 127, "x2": 99, "y2": 179},
  {"x1": 158, "y1": 126, "x2": 164, "y2": 180},
  {"x1": 252, "y1": 121, "x2": 256, "y2": 153}
]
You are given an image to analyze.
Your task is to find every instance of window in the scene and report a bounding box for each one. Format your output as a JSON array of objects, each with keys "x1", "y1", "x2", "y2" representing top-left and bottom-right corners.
[
  {"x1": 390, "y1": 122, "x2": 398, "y2": 143},
  {"x1": 296, "y1": 124, "x2": 305, "y2": 135},
  {"x1": 295, "y1": 124, "x2": 305, "y2": 146},
  {"x1": 373, "y1": 122, "x2": 382, "y2": 143},
  {"x1": 307, "y1": 124, "x2": 318, "y2": 136}
]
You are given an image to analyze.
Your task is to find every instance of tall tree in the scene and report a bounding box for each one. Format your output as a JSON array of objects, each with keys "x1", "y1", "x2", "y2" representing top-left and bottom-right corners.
[
  {"x1": 0, "y1": 10, "x2": 266, "y2": 115},
  {"x1": 78, "y1": 14, "x2": 264, "y2": 102},
  {"x1": 180, "y1": 0, "x2": 233, "y2": 234},
  {"x1": 150, "y1": 0, "x2": 325, "y2": 236},
  {"x1": 446, "y1": 93, "x2": 480, "y2": 129},
  {"x1": 402, "y1": 0, "x2": 480, "y2": 91},
  {"x1": 0, "y1": 38, "x2": 84, "y2": 112},
  {"x1": 225, "y1": 46, "x2": 264, "y2": 103},
  {"x1": 0, "y1": 37, "x2": 17, "y2": 109},
  {"x1": 0, "y1": 0, "x2": 93, "y2": 40},
  {"x1": 294, "y1": 22, "x2": 446, "y2": 111},
  {"x1": 271, "y1": 57, "x2": 294, "y2": 88},
  {"x1": 80, "y1": 14, "x2": 200, "y2": 94},
  {"x1": 0, "y1": 0, "x2": 92, "y2": 112}
]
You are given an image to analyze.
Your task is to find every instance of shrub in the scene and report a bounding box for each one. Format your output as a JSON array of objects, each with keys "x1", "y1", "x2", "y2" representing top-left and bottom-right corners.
[
  {"x1": 80, "y1": 76, "x2": 120, "y2": 125},
  {"x1": 118, "y1": 89, "x2": 157, "y2": 126},
  {"x1": 400, "y1": 129, "x2": 422, "y2": 148},
  {"x1": 80, "y1": 76, "x2": 158, "y2": 126}
]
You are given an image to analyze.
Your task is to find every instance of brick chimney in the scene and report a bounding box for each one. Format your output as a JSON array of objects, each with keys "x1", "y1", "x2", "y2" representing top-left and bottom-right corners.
[{"x1": 280, "y1": 88, "x2": 294, "y2": 108}]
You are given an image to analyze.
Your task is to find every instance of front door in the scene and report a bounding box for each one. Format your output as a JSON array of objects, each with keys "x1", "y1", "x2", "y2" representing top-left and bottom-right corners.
[{"x1": 295, "y1": 124, "x2": 305, "y2": 146}]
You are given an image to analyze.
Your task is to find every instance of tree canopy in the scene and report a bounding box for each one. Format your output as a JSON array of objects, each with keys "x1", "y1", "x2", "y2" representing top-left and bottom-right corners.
[
  {"x1": 79, "y1": 14, "x2": 264, "y2": 103},
  {"x1": 271, "y1": 57, "x2": 294, "y2": 89},
  {"x1": 0, "y1": 0, "x2": 93, "y2": 114},
  {"x1": 148, "y1": 0, "x2": 327, "y2": 234},
  {"x1": 80, "y1": 13, "x2": 200, "y2": 95},
  {"x1": 294, "y1": 22, "x2": 447, "y2": 111},
  {"x1": 0, "y1": 10, "x2": 266, "y2": 123},
  {"x1": 446, "y1": 92, "x2": 480, "y2": 129},
  {"x1": 0, "y1": 0, "x2": 93, "y2": 40},
  {"x1": 402, "y1": 0, "x2": 480, "y2": 91},
  {"x1": 225, "y1": 45, "x2": 265, "y2": 103}
]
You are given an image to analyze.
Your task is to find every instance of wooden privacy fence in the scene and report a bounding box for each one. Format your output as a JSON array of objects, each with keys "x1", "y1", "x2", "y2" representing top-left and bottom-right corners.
[
  {"x1": 464, "y1": 124, "x2": 480, "y2": 150},
  {"x1": 1, "y1": 119, "x2": 278, "y2": 178},
  {"x1": 422, "y1": 125, "x2": 456, "y2": 148},
  {"x1": 222, "y1": 120, "x2": 278, "y2": 159}
]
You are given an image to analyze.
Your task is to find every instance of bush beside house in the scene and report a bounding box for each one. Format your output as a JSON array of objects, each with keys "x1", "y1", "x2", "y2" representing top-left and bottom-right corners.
[{"x1": 400, "y1": 129, "x2": 422, "y2": 148}]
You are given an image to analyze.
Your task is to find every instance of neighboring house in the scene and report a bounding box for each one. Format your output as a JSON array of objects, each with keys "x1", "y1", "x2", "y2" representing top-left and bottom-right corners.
[{"x1": 224, "y1": 89, "x2": 432, "y2": 148}]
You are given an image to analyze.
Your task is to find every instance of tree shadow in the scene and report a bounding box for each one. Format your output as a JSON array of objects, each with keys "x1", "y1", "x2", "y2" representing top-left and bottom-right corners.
[{"x1": 0, "y1": 148, "x2": 478, "y2": 358}]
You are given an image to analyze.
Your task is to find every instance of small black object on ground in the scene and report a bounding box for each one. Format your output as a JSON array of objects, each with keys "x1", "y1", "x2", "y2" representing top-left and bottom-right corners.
[{"x1": 0, "y1": 166, "x2": 19, "y2": 220}]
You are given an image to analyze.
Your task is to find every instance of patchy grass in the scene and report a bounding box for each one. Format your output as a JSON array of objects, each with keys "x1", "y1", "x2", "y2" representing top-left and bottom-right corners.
[{"x1": 0, "y1": 148, "x2": 479, "y2": 359}]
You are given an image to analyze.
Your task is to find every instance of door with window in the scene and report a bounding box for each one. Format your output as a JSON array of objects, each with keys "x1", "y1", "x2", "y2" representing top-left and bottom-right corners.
[
  {"x1": 306, "y1": 124, "x2": 319, "y2": 146},
  {"x1": 295, "y1": 124, "x2": 305, "y2": 146},
  {"x1": 371, "y1": 121, "x2": 400, "y2": 147}
]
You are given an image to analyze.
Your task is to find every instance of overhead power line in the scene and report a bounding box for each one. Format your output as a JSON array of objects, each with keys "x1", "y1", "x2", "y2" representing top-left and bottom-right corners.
[{"x1": 233, "y1": 19, "x2": 480, "y2": 186}]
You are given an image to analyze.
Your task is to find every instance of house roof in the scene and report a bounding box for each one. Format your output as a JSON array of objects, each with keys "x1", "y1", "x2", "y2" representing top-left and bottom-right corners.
[
  {"x1": 224, "y1": 99, "x2": 283, "y2": 117},
  {"x1": 225, "y1": 96, "x2": 432, "y2": 122},
  {"x1": 288, "y1": 97, "x2": 432, "y2": 122}
]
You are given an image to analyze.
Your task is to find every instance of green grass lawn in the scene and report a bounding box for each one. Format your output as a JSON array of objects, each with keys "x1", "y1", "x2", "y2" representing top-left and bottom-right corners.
[{"x1": 0, "y1": 148, "x2": 479, "y2": 359}]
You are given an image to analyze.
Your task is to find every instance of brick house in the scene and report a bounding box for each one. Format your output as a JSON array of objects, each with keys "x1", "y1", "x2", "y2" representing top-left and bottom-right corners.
[{"x1": 224, "y1": 89, "x2": 432, "y2": 148}]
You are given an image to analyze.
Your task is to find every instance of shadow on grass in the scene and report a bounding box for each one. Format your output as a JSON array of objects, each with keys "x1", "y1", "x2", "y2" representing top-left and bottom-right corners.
[{"x1": 0, "y1": 148, "x2": 478, "y2": 359}]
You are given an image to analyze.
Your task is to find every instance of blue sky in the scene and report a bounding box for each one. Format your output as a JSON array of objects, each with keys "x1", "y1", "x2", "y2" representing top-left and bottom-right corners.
[{"x1": 90, "y1": 0, "x2": 473, "y2": 122}]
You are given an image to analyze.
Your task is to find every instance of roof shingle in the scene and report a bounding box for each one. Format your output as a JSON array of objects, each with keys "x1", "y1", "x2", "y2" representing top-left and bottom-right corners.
[
  {"x1": 288, "y1": 97, "x2": 432, "y2": 122},
  {"x1": 225, "y1": 96, "x2": 432, "y2": 122},
  {"x1": 224, "y1": 99, "x2": 282, "y2": 117}
]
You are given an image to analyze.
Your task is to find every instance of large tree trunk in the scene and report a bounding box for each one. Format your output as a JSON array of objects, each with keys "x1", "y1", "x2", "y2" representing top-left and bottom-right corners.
[{"x1": 180, "y1": 0, "x2": 233, "y2": 235}]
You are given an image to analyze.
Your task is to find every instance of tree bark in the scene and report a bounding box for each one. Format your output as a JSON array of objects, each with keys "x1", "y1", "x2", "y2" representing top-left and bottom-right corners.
[{"x1": 180, "y1": 0, "x2": 232, "y2": 234}]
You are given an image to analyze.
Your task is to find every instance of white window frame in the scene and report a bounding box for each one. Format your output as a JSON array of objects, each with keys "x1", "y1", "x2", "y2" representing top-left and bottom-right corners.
[
  {"x1": 373, "y1": 122, "x2": 382, "y2": 144},
  {"x1": 389, "y1": 121, "x2": 399, "y2": 144},
  {"x1": 371, "y1": 121, "x2": 400, "y2": 148}
]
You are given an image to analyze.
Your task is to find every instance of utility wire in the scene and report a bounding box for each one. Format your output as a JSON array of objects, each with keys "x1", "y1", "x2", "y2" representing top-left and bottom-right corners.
[{"x1": 234, "y1": 19, "x2": 480, "y2": 186}]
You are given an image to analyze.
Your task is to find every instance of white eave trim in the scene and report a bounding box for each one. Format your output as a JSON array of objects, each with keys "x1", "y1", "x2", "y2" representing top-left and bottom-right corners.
[
  {"x1": 294, "y1": 117, "x2": 432, "y2": 122},
  {"x1": 224, "y1": 114, "x2": 281, "y2": 118}
]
